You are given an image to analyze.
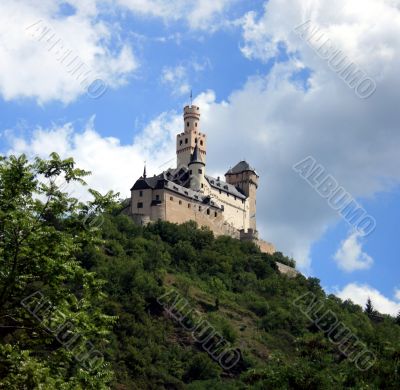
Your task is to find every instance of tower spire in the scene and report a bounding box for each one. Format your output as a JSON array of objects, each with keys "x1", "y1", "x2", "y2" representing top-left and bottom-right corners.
[{"x1": 143, "y1": 161, "x2": 147, "y2": 178}]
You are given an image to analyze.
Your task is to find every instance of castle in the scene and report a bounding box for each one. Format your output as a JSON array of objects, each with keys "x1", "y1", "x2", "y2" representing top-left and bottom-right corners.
[{"x1": 129, "y1": 104, "x2": 275, "y2": 254}]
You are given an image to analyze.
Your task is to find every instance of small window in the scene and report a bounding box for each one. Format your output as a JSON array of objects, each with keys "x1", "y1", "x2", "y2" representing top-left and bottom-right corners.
[
  {"x1": 187, "y1": 122, "x2": 189, "y2": 127},
  {"x1": 207, "y1": 209, "x2": 210, "y2": 215},
  {"x1": 170, "y1": 196, "x2": 173, "y2": 201},
  {"x1": 219, "y1": 190, "x2": 221, "y2": 194},
  {"x1": 214, "y1": 212, "x2": 217, "y2": 217},
  {"x1": 199, "y1": 206, "x2": 202, "y2": 211},
  {"x1": 179, "y1": 140, "x2": 183, "y2": 145},
  {"x1": 179, "y1": 200, "x2": 182, "y2": 205},
  {"x1": 195, "y1": 122, "x2": 198, "y2": 127},
  {"x1": 156, "y1": 195, "x2": 160, "y2": 201},
  {"x1": 188, "y1": 203, "x2": 191, "y2": 208},
  {"x1": 201, "y1": 183, "x2": 204, "y2": 188},
  {"x1": 137, "y1": 202, "x2": 143, "y2": 209},
  {"x1": 139, "y1": 191, "x2": 143, "y2": 197},
  {"x1": 200, "y1": 140, "x2": 203, "y2": 146},
  {"x1": 185, "y1": 138, "x2": 188, "y2": 144},
  {"x1": 198, "y1": 169, "x2": 202, "y2": 174}
]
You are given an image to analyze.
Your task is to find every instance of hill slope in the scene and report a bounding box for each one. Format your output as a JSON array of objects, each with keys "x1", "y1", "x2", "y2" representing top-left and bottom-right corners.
[
  {"x1": 88, "y1": 214, "x2": 400, "y2": 389},
  {"x1": 1, "y1": 154, "x2": 399, "y2": 389}
]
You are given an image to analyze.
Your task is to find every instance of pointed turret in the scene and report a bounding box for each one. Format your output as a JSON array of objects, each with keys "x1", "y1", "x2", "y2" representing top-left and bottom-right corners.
[
  {"x1": 188, "y1": 142, "x2": 206, "y2": 191},
  {"x1": 189, "y1": 143, "x2": 203, "y2": 165}
]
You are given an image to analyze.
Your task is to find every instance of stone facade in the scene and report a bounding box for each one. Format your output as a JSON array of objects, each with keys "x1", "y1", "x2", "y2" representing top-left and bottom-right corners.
[{"x1": 129, "y1": 104, "x2": 275, "y2": 254}]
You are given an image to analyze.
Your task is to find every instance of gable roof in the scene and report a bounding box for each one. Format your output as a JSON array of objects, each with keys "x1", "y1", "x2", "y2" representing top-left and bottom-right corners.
[{"x1": 225, "y1": 160, "x2": 258, "y2": 176}]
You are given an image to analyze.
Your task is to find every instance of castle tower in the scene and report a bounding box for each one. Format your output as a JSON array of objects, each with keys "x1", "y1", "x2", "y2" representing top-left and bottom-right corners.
[
  {"x1": 188, "y1": 143, "x2": 206, "y2": 192},
  {"x1": 176, "y1": 105, "x2": 207, "y2": 168},
  {"x1": 225, "y1": 161, "x2": 259, "y2": 231}
]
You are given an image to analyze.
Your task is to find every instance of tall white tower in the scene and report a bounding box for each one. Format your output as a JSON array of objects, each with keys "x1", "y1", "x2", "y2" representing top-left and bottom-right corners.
[{"x1": 176, "y1": 105, "x2": 207, "y2": 168}]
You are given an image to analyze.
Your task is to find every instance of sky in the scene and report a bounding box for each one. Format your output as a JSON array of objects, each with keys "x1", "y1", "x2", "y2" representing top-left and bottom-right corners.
[{"x1": 0, "y1": 0, "x2": 399, "y2": 316}]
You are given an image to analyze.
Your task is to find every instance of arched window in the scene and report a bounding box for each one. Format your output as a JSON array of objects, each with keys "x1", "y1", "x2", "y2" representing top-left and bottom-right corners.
[{"x1": 200, "y1": 140, "x2": 203, "y2": 146}]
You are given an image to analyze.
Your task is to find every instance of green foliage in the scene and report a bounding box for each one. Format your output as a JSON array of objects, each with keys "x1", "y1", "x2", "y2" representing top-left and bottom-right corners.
[
  {"x1": 365, "y1": 297, "x2": 375, "y2": 316},
  {"x1": 2, "y1": 154, "x2": 400, "y2": 389},
  {"x1": 0, "y1": 154, "x2": 115, "y2": 388}
]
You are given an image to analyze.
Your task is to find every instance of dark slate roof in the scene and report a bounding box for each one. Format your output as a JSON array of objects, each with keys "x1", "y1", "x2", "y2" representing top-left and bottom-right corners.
[
  {"x1": 130, "y1": 174, "x2": 164, "y2": 191},
  {"x1": 130, "y1": 167, "x2": 222, "y2": 209},
  {"x1": 225, "y1": 160, "x2": 258, "y2": 176},
  {"x1": 189, "y1": 143, "x2": 204, "y2": 166},
  {"x1": 205, "y1": 175, "x2": 247, "y2": 200},
  {"x1": 131, "y1": 165, "x2": 247, "y2": 203}
]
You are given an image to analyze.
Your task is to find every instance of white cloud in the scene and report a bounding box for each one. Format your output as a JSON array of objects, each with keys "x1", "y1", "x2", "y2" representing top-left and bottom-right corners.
[
  {"x1": 161, "y1": 65, "x2": 190, "y2": 96},
  {"x1": 0, "y1": 0, "x2": 230, "y2": 104},
  {"x1": 240, "y1": 0, "x2": 400, "y2": 69},
  {"x1": 337, "y1": 283, "x2": 400, "y2": 316},
  {"x1": 5, "y1": 112, "x2": 180, "y2": 200},
  {"x1": 161, "y1": 60, "x2": 210, "y2": 96},
  {"x1": 115, "y1": 0, "x2": 234, "y2": 31},
  {"x1": 0, "y1": 0, "x2": 138, "y2": 103},
  {"x1": 196, "y1": 0, "x2": 400, "y2": 270},
  {"x1": 333, "y1": 232, "x2": 373, "y2": 272}
]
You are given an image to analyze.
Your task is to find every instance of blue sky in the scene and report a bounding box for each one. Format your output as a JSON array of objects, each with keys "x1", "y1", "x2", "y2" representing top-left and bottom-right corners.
[{"x1": 1, "y1": 0, "x2": 399, "y2": 316}]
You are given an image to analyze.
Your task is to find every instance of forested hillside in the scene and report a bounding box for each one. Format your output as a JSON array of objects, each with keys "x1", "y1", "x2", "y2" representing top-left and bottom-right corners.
[{"x1": 1, "y1": 154, "x2": 399, "y2": 389}]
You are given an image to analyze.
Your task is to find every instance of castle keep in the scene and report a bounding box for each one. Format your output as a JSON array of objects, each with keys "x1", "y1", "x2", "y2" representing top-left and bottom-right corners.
[{"x1": 129, "y1": 104, "x2": 274, "y2": 253}]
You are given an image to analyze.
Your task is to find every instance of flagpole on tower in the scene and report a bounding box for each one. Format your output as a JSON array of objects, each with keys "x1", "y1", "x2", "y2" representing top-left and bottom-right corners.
[{"x1": 190, "y1": 90, "x2": 193, "y2": 106}]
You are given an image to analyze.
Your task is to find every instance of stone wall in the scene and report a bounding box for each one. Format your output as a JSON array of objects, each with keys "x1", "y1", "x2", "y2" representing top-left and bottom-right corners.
[
  {"x1": 207, "y1": 185, "x2": 249, "y2": 231},
  {"x1": 275, "y1": 262, "x2": 300, "y2": 278},
  {"x1": 163, "y1": 190, "x2": 240, "y2": 238},
  {"x1": 257, "y1": 239, "x2": 276, "y2": 255}
]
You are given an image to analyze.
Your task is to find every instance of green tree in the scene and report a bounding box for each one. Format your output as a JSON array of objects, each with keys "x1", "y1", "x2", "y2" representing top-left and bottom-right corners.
[
  {"x1": 0, "y1": 154, "x2": 116, "y2": 389},
  {"x1": 396, "y1": 311, "x2": 400, "y2": 326},
  {"x1": 365, "y1": 297, "x2": 375, "y2": 316}
]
